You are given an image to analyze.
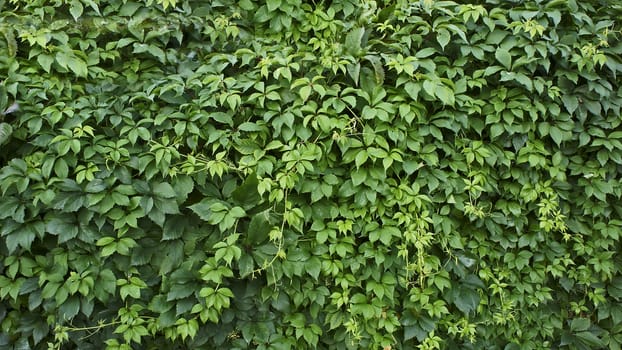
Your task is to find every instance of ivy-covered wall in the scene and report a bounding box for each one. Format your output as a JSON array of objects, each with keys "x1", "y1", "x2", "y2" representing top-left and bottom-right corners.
[{"x1": 1, "y1": 0, "x2": 622, "y2": 349}]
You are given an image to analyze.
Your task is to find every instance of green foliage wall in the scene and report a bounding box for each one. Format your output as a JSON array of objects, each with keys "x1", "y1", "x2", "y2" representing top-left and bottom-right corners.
[{"x1": 1, "y1": 0, "x2": 622, "y2": 349}]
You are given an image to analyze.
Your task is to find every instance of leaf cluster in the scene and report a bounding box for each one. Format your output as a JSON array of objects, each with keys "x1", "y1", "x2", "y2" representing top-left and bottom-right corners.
[{"x1": 1, "y1": 0, "x2": 622, "y2": 349}]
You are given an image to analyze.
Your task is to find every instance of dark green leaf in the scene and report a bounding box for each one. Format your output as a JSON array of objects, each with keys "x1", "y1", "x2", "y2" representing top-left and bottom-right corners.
[
  {"x1": 0, "y1": 123, "x2": 12, "y2": 145},
  {"x1": 153, "y1": 182, "x2": 177, "y2": 199},
  {"x1": 231, "y1": 173, "x2": 261, "y2": 208}
]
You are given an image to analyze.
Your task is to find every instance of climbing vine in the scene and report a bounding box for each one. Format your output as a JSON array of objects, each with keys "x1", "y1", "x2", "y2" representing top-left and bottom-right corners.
[{"x1": 1, "y1": 0, "x2": 622, "y2": 349}]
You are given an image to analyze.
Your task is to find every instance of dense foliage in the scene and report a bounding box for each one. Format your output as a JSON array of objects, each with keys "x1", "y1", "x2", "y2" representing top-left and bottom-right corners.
[{"x1": 1, "y1": 0, "x2": 622, "y2": 348}]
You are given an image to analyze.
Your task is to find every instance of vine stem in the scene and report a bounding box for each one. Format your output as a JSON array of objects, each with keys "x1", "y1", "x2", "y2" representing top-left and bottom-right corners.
[
  {"x1": 252, "y1": 186, "x2": 289, "y2": 276},
  {"x1": 58, "y1": 319, "x2": 120, "y2": 333}
]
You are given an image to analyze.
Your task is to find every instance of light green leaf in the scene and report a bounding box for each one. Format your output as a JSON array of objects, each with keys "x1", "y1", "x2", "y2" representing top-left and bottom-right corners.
[
  {"x1": 37, "y1": 54, "x2": 54, "y2": 72},
  {"x1": 422, "y1": 80, "x2": 436, "y2": 97},
  {"x1": 299, "y1": 85, "x2": 312, "y2": 101},
  {"x1": 67, "y1": 56, "x2": 88, "y2": 77},
  {"x1": 69, "y1": 0, "x2": 84, "y2": 20},
  {"x1": 239, "y1": 0, "x2": 254, "y2": 10},
  {"x1": 355, "y1": 150, "x2": 368, "y2": 168},
  {"x1": 490, "y1": 123, "x2": 504, "y2": 139},
  {"x1": 495, "y1": 48, "x2": 512, "y2": 69},
  {"x1": 211, "y1": 112, "x2": 233, "y2": 126},
  {"x1": 435, "y1": 85, "x2": 455, "y2": 105},
  {"x1": 436, "y1": 28, "x2": 450, "y2": 50},
  {"x1": 416, "y1": 48, "x2": 437, "y2": 58},
  {"x1": 405, "y1": 82, "x2": 420, "y2": 100},
  {"x1": 266, "y1": 0, "x2": 281, "y2": 12},
  {"x1": 229, "y1": 206, "x2": 246, "y2": 219}
]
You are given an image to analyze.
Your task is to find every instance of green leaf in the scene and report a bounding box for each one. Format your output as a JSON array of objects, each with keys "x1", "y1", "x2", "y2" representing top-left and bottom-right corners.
[
  {"x1": 229, "y1": 206, "x2": 246, "y2": 219},
  {"x1": 550, "y1": 126, "x2": 563, "y2": 145},
  {"x1": 436, "y1": 28, "x2": 450, "y2": 50},
  {"x1": 0, "y1": 123, "x2": 12, "y2": 145},
  {"x1": 422, "y1": 80, "x2": 436, "y2": 97},
  {"x1": 347, "y1": 63, "x2": 361, "y2": 85},
  {"x1": 351, "y1": 168, "x2": 367, "y2": 186},
  {"x1": 1, "y1": 27, "x2": 17, "y2": 58},
  {"x1": 69, "y1": 0, "x2": 84, "y2": 21},
  {"x1": 299, "y1": 85, "x2": 312, "y2": 101},
  {"x1": 6, "y1": 228, "x2": 35, "y2": 253},
  {"x1": 246, "y1": 211, "x2": 271, "y2": 244},
  {"x1": 495, "y1": 48, "x2": 512, "y2": 69},
  {"x1": 345, "y1": 27, "x2": 365, "y2": 54},
  {"x1": 570, "y1": 318, "x2": 590, "y2": 332},
  {"x1": 449, "y1": 285, "x2": 480, "y2": 314},
  {"x1": 153, "y1": 182, "x2": 176, "y2": 199},
  {"x1": 167, "y1": 284, "x2": 194, "y2": 301},
  {"x1": 575, "y1": 331, "x2": 606, "y2": 347},
  {"x1": 435, "y1": 85, "x2": 455, "y2": 106},
  {"x1": 305, "y1": 257, "x2": 321, "y2": 280},
  {"x1": 96, "y1": 236, "x2": 115, "y2": 246},
  {"x1": 67, "y1": 56, "x2": 88, "y2": 77},
  {"x1": 366, "y1": 55, "x2": 385, "y2": 84},
  {"x1": 95, "y1": 269, "x2": 116, "y2": 301},
  {"x1": 85, "y1": 179, "x2": 107, "y2": 193},
  {"x1": 37, "y1": 54, "x2": 55, "y2": 72},
  {"x1": 266, "y1": 0, "x2": 281, "y2": 12},
  {"x1": 515, "y1": 250, "x2": 532, "y2": 270},
  {"x1": 0, "y1": 84, "x2": 6, "y2": 111},
  {"x1": 46, "y1": 216, "x2": 79, "y2": 243},
  {"x1": 609, "y1": 278, "x2": 622, "y2": 299},
  {"x1": 211, "y1": 112, "x2": 233, "y2": 126},
  {"x1": 163, "y1": 215, "x2": 186, "y2": 240},
  {"x1": 238, "y1": 254, "x2": 254, "y2": 278},
  {"x1": 239, "y1": 0, "x2": 254, "y2": 10},
  {"x1": 120, "y1": 284, "x2": 140, "y2": 300},
  {"x1": 54, "y1": 158, "x2": 69, "y2": 178},
  {"x1": 416, "y1": 48, "x2": 436, "y2": 58},
  {"x1": 342, "y1": 95, "x2": 357, "y2": 107},
  {"x1": 405, "y1": 82, "x2": 420, "y2": 100},
  {"x1": 231, "y1": 174, "x2": 261, "y2": 208},
  {"x1": 238, "y1": 122, "x2": 264, "y2": 132},
  {"x1": 59, "y1": 296, "x2": 80, "y2": 320},
  {"x1": 370, "y1": 226, "x2": 399, "y2": 245},
  {"x1": 118, "y1": 1, "x2": 141, "y2": 16},
  {"x1": 490, "y1": 123, "x2": 504, "y2": 139},
  {"x1": 355, "y1": 150, "x2": 368, "y2": 168},
  {"x1": 188, "y1": 199, "x2": 216, "y2": 222},
  {"x1": 562, "y1": 95, "x2": 579, "y2": 114}
]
